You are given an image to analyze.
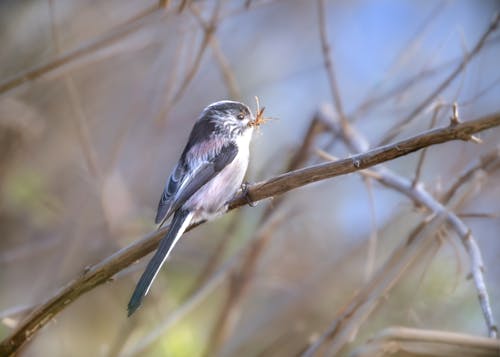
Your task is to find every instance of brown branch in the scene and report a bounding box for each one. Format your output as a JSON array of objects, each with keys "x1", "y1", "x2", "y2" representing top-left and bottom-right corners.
[
  {"x1": 412, "y1": 101, "x2": 444, "y2": 187},
  {"x1": 184, "y1": 214, "x2": 242, "y2": 299},
  {"x1": 203, "y1": 214, "x2": 287, "y2": 357},
  {"x1": 317, "y1": 2, "x2": 381, "y2": 281},
  {"x1": 302, "y1": 213, "x2": 447, "y2": 357},
  {"x1": 378, "y1": 13, "x2": 500, "y2": 145},
  {"x1": 351, "y1": 327, "x2": 500, "y2": 357},
  {"x1": 155, "y1": 1, "x2": 221, "y2": 124},
  {"x1": 317, "y1": 0, "x2": 348, "y2": 128},
  {"x1": 441, "y1": 148, "x2": 500, "y2": 204},
  {"x1": 49, "y1": 0, "x2": 102, "y2": 180},
  {"x1": 209, "y1": 35, "x2": 242, "y2": 100},
  {"x1": 300, "y1": 155, "x2": 494, "y2": 354},
  {"x1": 355, "y1": 1, "x2": 447, "y2": 112},
  {"x1": 458, "y1": 212, "x2": 500, "y2": 219},
  {"x1": 0, "y1": 4, "x2": 164, "y2": 95},
  {"x1": 203, "y1": 118, "x2": 326, "y2": 356},
  {"x1": 302, "y1": 110, "x2": 499, "y2": 355},
  {"x1": 351, "y1": 34, "x2": 500, "y2": 119},
  {"x1": 1, "y1": 112, "x2": 499, "y2": 356},
  {"x1": 229, "y1": 112, "x2": 500, "y2": 209},
  {"x1": 191, "y1": 4, "x2": 241, "y2": 100}
]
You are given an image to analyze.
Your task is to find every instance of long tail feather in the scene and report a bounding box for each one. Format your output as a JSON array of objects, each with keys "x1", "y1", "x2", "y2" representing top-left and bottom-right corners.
[{"x1": 127, "y1": 209, "x2": 193, "y2": 316}]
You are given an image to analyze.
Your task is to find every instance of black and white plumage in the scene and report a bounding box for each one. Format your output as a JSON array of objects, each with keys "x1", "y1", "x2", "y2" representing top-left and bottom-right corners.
[{"x1": 128, "y1": 100, "x2": 254, "y2": 316}]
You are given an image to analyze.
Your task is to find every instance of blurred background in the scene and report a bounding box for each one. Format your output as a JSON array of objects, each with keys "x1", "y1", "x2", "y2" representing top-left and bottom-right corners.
[{"x1": 1, "y1": 0, "x2": 499, "y2": 356}]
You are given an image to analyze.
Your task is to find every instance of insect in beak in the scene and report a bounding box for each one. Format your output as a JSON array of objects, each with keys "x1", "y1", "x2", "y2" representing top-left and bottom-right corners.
[{"x1": 248, "y1": 96, "x2": 270, "y2": 127}]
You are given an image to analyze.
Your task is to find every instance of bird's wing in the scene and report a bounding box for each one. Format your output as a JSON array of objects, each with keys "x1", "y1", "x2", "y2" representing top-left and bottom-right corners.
[
  {"x1": 155, "y1": 162, "x2": 186, "y2": 224},
  {"x1": 155, "y1": 141, "x2": 238, "y2": 226}
]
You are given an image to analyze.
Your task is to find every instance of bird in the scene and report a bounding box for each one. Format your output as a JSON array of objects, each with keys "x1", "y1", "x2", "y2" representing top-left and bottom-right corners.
[{"x1": 127, "y1": 100, "x2": 255, "y2": 316}]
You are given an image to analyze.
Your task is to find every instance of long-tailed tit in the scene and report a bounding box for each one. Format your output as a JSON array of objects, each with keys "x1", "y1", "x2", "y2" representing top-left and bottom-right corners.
[{"x1": 128, "y1": 100, "x2": 255, "y2": 316}]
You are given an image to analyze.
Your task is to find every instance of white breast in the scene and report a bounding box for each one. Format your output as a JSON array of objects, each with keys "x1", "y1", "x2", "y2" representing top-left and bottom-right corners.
[{"x1": 185, "y1": 127, "x2": 253, "y2": 222}]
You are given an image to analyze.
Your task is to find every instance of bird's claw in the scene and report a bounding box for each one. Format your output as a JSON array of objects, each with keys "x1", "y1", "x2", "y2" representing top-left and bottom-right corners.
[{"x1": 241, "y1": 181, "x2": 256, "y2": 207}]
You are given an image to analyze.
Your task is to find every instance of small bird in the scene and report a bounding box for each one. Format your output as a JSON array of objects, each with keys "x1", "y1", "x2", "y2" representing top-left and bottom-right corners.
[{"x1": 127, "y1": 100, "x2": 255, "y2": 316}]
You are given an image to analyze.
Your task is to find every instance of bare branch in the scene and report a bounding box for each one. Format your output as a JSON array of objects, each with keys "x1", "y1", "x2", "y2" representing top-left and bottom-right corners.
[
  {"x1": 351, "y1": 327, "x2": 500, "y2": 357},
  {"x1": 317, "y1": 0, "x2": 347, "y2": 126},
  {"x1": 301, "y1": 109, "x2": 499, "y2": 355},
  {"x1": 209, "y1": 36, "x2": 242, "y2": 100},
  {"x1": 356, "y1": 2, "x2": 447, "y2": 111},
  {"x1": 229, "y1": 112, "x2": 500, "y2": 209},
  {"x1": 378, "y1": 13, "x2": 500, "y2": 145},
  {"x1": 191, "y1": 4, "x2": 241, "y2": 100},
  {"x1": 202, "y1": 118, "x2": 326, "y2": 357},
  {"x1": 0, "y1": 4, "x2": 164, "y2": 96},
  {"x1": 1, "y1": 112, "x2": 499, "y2": 356},
  {"x1": 302, "y1": 213, "x2": 448, "y2": 357},
  {"x1": 441, "y1": 148, "x2": 500, "y2": 205},
  {"x1": 351, "y1": 35, "x2": 500, "y2": 119},
  {"x1": 48, "y1": 0, "x2": 102, "y2": 181},
  {"x1": 412, "y1": 101, "x2": 444, "y2": 187}
]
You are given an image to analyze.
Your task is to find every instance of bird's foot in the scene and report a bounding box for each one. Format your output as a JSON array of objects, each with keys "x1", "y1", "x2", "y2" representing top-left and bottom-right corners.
[{"x1": 241, "y1": 181, "x2": 257, "y2": 207}]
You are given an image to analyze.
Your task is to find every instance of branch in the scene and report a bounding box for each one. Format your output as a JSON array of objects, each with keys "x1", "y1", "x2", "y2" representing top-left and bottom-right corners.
[
  {"x1": 302, "y1": 213, "x2": 449, "y2": 357},
  {"x1": 229, "y1": 112, "x2": 500, "y2": 208},
  {"x1": 0, "y1": 4, "x2": 164, "y2": 96},
  {"x1": 154, "y1": 1, "x2": 222, "y2": 124},
  {"x1": 301, "y1": 110, "x2": 499, "y2": 355},
  {"x1": 202, "y1": 118, "x2": 326, "y2": 357},
  {"x1": 378, "y1": 13, "x2": 499, "y2": 145},
  {"x1": 1, "y1": 112, "x2": 499, "y2": 356},
  {"x1": 351, "y1": 327, "x2": 500, "y2": 357}
]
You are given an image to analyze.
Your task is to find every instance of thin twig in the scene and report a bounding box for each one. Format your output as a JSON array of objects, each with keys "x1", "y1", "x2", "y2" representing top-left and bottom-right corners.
[
  {"x1": 440, "y1": 148, "x2": 500, "y2": 205},
  {"x1": 303, "y1": 108, "x2": 499, "y2": 355},
  {"x1": 459, "y1": 75, "x2": 500, "y2": 107},
  {"x1": 331, "y1": 107, "x2": 498, "y2": 339},
  {"x1": 177, "y1": 0, "x2": 191, "y2": 13},
  {"x1": 203, "y1": 213, "x2": 286, "y2": 357},
  {"x1": 363, "y1": 177, "x2": 378, "y2": 280},
  {"x1": 48, "y1": 0, "x2": 101, "y2": 180},
  {"x1": 0, "y1": 4, "x2": 164, "y2": 96},
  {"x1": 190, "y1": 5, "x2": 241, "y2": 100},
  {"x1": 458, "y1": 212, "x2": 500, "y2": 219},
  {"x1": 156, "y1": 1, "x2": 221, "y2": 124},
  {"x1": 356, "y1": 2, "x2": 447, "y2": 114},
  {"x1": 302, "y1": 213, "x2": 448, "y2": 357},
  {"x1": 462, "y1": 229, "x2": 498, "y2": 338},
  {"x1": 301, "y1": 155, "x2": 493, "y2": 354},
  {"x1": 151, "y1": 31, "x2": 188, "y2": 126},
  {"x1": 184, "y1": 214, "x2": 242, "y2": 299},
  {"x1": 412, "y1": 101, "x2": 444, "y2": 187},
  {"x1": 378, "y1": 13, "x2": 500, "y2": 145},
  {"x1": 351, "y1": 327, "x2": 500, "y2": 357},
  {"x1": 317, "y1": 0, "x2": 352, "y2": 140},
  {"x1": 210, "y1": 35, "x2": 242, "y2": 100},
  {"x1": 351, "y1": 35, "x2": 500, "y2": 119},
  {"x1": 317, "y1": 6, "x2": 381, "y2": 281},
  {"x1": 203, "y1": 118, "x2": 326, "y2": 357},
  {"x1": 1, "y1": 112, "x2": 499, "y2": 356}
]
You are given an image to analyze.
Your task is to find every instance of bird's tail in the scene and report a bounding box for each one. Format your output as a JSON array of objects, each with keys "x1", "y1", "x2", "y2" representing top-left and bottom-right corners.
[{"x1": 127, "y1": 209, "x2": 193, "y2": 316}]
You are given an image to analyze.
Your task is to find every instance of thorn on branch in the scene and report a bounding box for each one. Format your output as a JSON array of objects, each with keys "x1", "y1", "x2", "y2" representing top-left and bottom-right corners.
[
  {"x1": 468, "y1": 135, "x2": 483, "y2": 144},
  {"x1": 450, "y1": 104, "x2": 483, "y2": 143},
  {"x1": 450, "y1": 102, "x2": 460, "y2": 126}
]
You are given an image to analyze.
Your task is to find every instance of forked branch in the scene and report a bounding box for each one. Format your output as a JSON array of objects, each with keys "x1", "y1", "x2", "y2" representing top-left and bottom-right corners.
[{"x1": 0, "y1": 112, "x2": 499, "y2": 356}]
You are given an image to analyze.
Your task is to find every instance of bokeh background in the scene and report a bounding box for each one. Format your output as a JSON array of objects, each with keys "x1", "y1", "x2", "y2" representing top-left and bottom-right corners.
[{"x1": 1, "y1": 0, "x2": 499, "y2": 356}]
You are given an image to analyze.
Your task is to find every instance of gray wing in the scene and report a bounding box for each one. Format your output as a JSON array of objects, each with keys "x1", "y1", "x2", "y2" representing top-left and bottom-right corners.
[
  {"x1": 155, "y1": 163, "x2": 186, "y2": 224},
  {"x1": 155, "y1": 141, "x2": 238, "y2": 225}
]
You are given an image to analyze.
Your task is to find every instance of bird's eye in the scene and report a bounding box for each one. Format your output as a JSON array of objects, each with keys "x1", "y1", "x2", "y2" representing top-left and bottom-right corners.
[{"x1": 237, "y1": 113, "x2": 245, "y2": 120}]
